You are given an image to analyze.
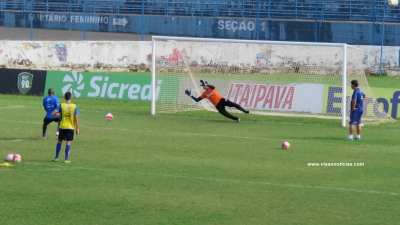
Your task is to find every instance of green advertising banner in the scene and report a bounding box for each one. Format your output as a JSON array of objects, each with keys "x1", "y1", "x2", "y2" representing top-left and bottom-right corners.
[
  {"x1": 45, "y1": 71, "x2": 179, "y2": 102},
  {"x1": 323, "y1": 85, "x2": 400, "y2": 118}
]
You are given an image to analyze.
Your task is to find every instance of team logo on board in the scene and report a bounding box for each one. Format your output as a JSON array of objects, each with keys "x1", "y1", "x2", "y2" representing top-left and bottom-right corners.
[{"x1": 17, "y1": 72, "x2": 34, "y2": 94}]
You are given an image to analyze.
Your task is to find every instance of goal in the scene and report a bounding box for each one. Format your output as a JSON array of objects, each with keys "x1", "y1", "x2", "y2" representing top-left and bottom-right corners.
[{"x1": 151, "y1": 36, "x2": 394, "y2": 126}]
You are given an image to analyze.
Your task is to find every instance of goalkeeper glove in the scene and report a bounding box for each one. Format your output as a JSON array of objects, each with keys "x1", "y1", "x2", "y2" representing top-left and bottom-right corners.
[
  {"x1": 185, "y1": 89, "x2": 191, "y2": 96},
  {"x1": 200, "y1": 80, "x2": 207, "y2": 86}
]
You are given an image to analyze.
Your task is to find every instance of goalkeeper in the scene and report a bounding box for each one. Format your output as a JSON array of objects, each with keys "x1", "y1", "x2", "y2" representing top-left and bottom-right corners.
[{"x1": 185, "y1": 80, "x2": 249, "y2": 122}]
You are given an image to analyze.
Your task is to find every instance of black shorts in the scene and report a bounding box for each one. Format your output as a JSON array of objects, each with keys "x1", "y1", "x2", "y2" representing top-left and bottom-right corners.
[
  {"x1": 216, "y1": 98, "x2": 236, "y2": 109},
  {"x1": 43, "y1": 117, "x2": 60, "y2": 126},
  {"x1": 58, "y1": 129, "x2": 74, "y2": 141}
]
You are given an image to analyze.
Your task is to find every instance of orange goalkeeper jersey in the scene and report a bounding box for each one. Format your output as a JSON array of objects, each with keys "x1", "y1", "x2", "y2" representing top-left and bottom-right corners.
[{"x1": 200, "y1": 88, "x2": 223, "y2": 106}]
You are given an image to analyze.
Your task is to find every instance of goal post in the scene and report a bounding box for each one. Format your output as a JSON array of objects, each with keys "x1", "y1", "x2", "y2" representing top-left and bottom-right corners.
[{"x1": 151, "y1": 36, "x2": 394, "y2": 126}]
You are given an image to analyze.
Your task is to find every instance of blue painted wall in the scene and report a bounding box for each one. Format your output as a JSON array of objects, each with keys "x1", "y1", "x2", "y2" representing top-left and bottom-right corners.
[{"x1": 1, "y1": 11, "x2": 399, "y2": 46}]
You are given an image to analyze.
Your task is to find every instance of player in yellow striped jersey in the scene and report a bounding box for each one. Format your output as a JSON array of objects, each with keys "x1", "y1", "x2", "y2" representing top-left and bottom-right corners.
[{"x1": 51, "y1": 91, "x2": 79, "y2": 163}]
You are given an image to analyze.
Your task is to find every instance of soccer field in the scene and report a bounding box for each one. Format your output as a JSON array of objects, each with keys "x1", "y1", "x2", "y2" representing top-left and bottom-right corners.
[{"x1": 1, "y1": 76, "x2": 400, "y2": 224}]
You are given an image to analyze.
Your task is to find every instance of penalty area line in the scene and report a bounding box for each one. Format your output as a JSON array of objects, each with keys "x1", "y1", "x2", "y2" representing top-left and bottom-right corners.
[
  {"x1": 44, "y1": 165, "x2": 400, "y2": 197},
  {"x1": 1, "y1": 119, "x2": 400, "y2": 149},
  {"x1": 0, "y1": 105, "x2": 26, "y2": 109},
  {"x1": 18, "y1": 162, "x2": 400, "y2": 196},
  {"x1": 136, "y1": 171, "x2": 400, "y2": 196},
  {"x1": 0, "y1": 168, "x2": 84, "y2": 171}
]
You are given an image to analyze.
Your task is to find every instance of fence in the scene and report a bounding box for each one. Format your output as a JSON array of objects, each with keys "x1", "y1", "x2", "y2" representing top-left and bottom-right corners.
[
  {"x1": 1, "y1": 0, "x2": 399, "y2": 21},
  {"x1": 0, "y1": 0, "x2": 399, "y2": 45}
]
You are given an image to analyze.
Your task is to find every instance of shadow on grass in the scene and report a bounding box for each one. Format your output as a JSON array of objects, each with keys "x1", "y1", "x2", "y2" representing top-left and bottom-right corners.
[{"x1": 303, "y1": 137, "x2": 347, "y2": 141}]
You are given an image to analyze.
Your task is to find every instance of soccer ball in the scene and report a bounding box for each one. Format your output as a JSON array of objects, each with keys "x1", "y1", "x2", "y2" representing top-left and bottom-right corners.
[
  {"x1": 13, "y1": 154, "x2": 22, "y2": 162},
  {"x1": 388, "y1": 0, "x2": 398, "y2": 7},
  {"x1": 6, "y1": 153, "x2": 14, "y2": 162},
  {"x1": 105, "y1": 113, "x2": 113, "y2": 121},
  {"x1": 282, "y1": 141, "x2": 290, "y2": 149}
]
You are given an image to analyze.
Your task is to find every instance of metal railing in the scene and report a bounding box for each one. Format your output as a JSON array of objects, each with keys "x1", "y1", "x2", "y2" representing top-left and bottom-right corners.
[
  {"x1": 1, "y1": 0, "x2": 399, "y2": 22},
  {"x1": 1, "y1": 0, "x2": 399, "y2": 47}
]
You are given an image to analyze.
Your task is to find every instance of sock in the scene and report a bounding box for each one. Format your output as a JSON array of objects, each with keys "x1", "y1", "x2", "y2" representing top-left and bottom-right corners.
[
  {"x1": 356, "y1": 135, "x2": 361, "y2": 138},
  {"x1": 43, "y1": 131, "x2": 46, "y2": 137},
  {"x1": 55, "y1": 143, "x2": 62, "y2": 159},
  {"x1": 56, "y1": 127, "x2": 60, "y2": 132},
  {"x1": 348, "y1": 135, "x2": 353, "y2": 139},
  {"x1": 65, "y1": 145, "x2": 71, "y2": 161}
]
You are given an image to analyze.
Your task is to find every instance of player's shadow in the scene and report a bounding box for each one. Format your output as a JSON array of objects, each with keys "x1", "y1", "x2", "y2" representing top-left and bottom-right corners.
[
  {"x1": 30, "y1": 159, "x2": 61, "y2": 164},
  {"x1": 304, "y1": 137, "x2": 345, "y2": 141},
  {"x1": 204, "y1": 118, "x2": 241, "y2": 123}
]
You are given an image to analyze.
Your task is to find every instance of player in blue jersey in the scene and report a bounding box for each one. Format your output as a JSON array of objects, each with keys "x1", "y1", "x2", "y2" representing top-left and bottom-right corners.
[
  {"x1": 346, "y1": 80, "x2": 365, "y2": 141},
  {"x1": 51, "y1": 91, "x2": 79, "y2": 163},
  {"x1": 42, "y1": 88, "x2": 60, "y2": 139}
]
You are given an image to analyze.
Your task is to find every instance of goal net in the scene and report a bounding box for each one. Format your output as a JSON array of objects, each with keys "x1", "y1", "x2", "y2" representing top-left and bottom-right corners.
[{"x1": 151, "y1": 36, "x2": 394, "y2": 126}]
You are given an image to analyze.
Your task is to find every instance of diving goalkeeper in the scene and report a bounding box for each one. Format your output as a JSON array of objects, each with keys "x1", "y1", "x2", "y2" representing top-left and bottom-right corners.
[{"x1": 185, "y1": 80, "x2": 249, "y2": 122}]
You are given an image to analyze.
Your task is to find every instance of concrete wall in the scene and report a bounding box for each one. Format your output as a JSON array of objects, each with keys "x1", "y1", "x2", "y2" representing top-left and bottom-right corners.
[{"x1": 0, "y1": 40, "x2": 399, "y2": 75}]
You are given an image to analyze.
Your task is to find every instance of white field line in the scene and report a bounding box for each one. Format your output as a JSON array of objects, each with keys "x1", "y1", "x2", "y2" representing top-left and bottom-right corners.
[
  {"x1": 0, "y1": 105, "x2": 26, "y2": 109},
  {"x1": 1, "y1": 104, "x2": 400, "y2": 131},
  {"x1": 0, "y1": 168, "x2": 82, "y2": 171},
  {"x1": 0, "y1": 104, "x2": 107, "y2": 113},
  {"x1": 12, "y1": 162, "x2": 400, "y2": 197},
  {"x1": 0, "y1": 118, "x2": 359, "y2": 144},
  {"x1": 1, "y1": 118, "x2": 400, "y2": 150},
  {"x1": 0, "y1": 162, "x2": 85, "y2": 171}
]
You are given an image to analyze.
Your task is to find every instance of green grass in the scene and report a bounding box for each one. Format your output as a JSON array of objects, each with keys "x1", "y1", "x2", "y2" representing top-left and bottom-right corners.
[
  {"x1": 1, "y1": 88, "x2": 400, "y2": 224},
  {"x1": 139, "y1": 71, "x2": 400, "y2": 88},
  {"x1": 161, "y1": 72, "x2": 346, "y2": 86},
  {"x1": 367, "y1": 76, "x2": 400, "y2": 88}
]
